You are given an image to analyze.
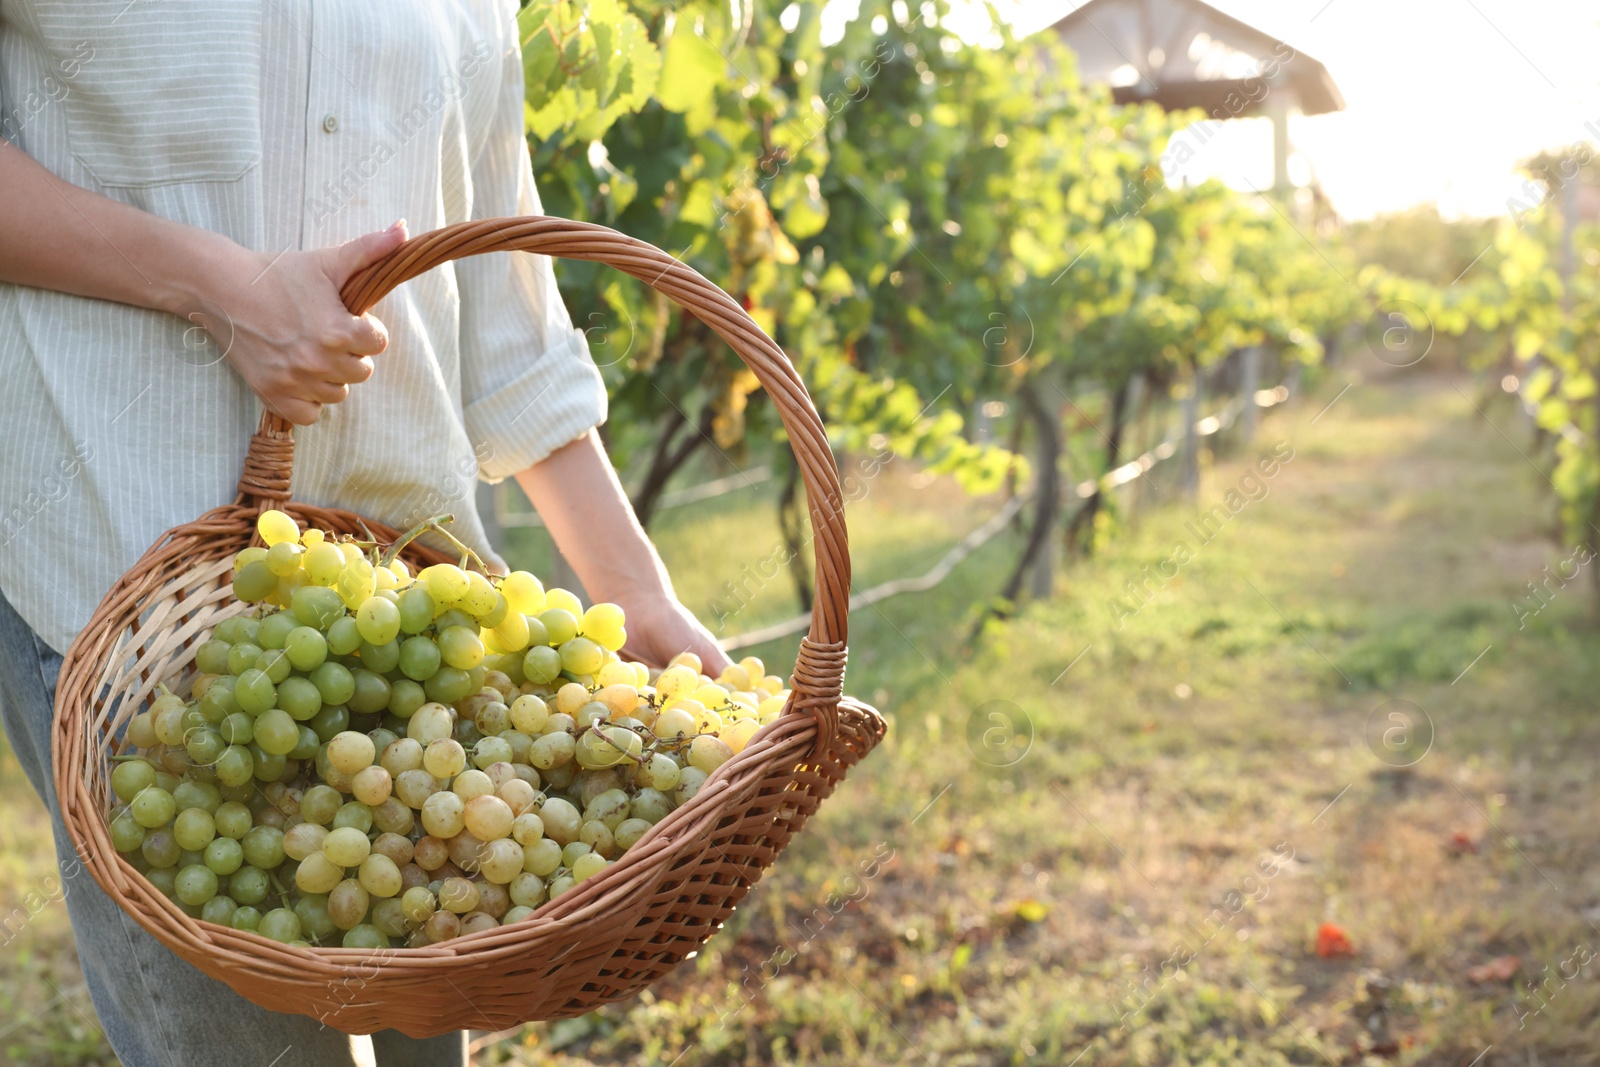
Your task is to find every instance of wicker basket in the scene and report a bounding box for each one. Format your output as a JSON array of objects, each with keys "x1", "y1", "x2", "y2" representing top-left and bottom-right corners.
[{"x1": 53, "y1": 216, "x2": 885, "y2": 1037}]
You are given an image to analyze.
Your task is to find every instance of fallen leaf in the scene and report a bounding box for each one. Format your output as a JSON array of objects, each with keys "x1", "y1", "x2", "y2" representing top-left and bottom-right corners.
[
  {"x1": 1010, "y1": 899, "x2": 1050, "y2": 923},
  {"x1": 1467, "y1": 955, "x2": 1520, "y2": 983},
  {"x1": 1316, "y1": 922, "x2": 1355, "y2": 959},
  {"x1": 1446, "y1": 830, "x2": 1478, "y2": 855}
]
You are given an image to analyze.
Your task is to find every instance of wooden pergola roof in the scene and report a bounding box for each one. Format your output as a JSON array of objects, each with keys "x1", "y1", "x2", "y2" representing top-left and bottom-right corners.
[{"x1": 1050, "y1": 0, "x2": 1345, "y2": 117}]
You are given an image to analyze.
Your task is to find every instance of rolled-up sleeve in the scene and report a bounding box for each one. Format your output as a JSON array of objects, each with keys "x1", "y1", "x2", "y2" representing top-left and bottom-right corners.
[{"x1": 455, "y1": 4, "x2": 607, "y2": 482}]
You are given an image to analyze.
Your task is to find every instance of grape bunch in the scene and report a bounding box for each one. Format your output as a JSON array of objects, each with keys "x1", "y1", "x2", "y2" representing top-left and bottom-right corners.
[{"x1": 104, "y1": 510, "x2": 789, "y2": 948}]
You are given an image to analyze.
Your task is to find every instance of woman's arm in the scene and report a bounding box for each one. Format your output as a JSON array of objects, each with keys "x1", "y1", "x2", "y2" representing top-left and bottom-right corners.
[
  {"x1": 515, "y1": 430, "x2": 732, "y2": 674},
  {"x1": 0, "y1": 144, "x2": 402, "y2": 425}
]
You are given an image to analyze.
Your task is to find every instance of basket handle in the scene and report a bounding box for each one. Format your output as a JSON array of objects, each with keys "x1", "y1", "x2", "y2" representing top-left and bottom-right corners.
[{"x1": 236, "y1": 216, "x2": 848, "y2": 723}]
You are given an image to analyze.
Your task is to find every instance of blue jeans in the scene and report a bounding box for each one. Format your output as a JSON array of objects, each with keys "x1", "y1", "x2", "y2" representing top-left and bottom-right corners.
[{"x1": 0, "y1": 588, "x2": 468, "y2": 1067}]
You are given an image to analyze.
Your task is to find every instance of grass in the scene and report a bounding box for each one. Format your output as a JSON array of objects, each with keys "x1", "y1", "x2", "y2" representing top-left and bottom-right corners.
[{"x1": 4, "y1": 365, "x2": 1597, "y2": 1064}]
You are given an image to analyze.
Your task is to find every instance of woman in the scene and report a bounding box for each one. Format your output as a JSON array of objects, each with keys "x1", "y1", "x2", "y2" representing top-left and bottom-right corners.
[{"x1": 0, "y1": 1, "x2": 726, "y2": 1063}]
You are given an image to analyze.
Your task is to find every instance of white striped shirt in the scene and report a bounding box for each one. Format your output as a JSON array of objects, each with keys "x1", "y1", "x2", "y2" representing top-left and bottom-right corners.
[{"x1": 0, "y1": 0, "x2": 608, "y2": 653}]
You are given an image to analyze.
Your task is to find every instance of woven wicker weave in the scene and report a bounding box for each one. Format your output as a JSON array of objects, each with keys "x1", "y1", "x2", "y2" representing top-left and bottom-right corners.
[{"x1": 52, "y1": 216, "x2": 885, "y2": 1037}]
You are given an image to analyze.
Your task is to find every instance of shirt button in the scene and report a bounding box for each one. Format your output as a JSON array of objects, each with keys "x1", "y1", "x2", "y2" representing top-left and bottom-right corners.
[{"x1": 322, "y1": 114, "x2": 339, "y2": 133}]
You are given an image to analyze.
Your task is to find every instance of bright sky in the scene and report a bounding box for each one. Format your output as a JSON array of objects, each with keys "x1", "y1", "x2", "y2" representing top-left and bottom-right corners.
[{"x1": 831, "y1": 0, "x2": 1600, "y2": 221}]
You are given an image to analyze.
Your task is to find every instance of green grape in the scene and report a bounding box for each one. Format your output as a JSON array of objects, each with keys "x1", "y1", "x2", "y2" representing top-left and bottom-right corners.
[
  {"x1": 173, "y1": 808, "x2": 216, "y2": 851},
  {"x1": 356, "y1": 597, "x2": 402, "y2": 645},
  {"x1": 429, "y1": 609, "x2": 469, "y2": 635},
  {"x1": 253, "y1": 708, "x2": 300, "y2": 755},
  {"x1": 213, "y1": 801, "x2": 252, "y2": 839},
  {"x1": 233, "y1": 669, "x2": 276, "y2": 715},
  {"x1": 538, "y1": 609, "x2": 578, "y2": 646},
  {"x1": 397, "y1": 586, "x2": 435, "y2": 635},
  {"x1": 257, "y1": 612, "x2": 299, "y2": 651},
  {"x1": 139, "y1": 868, "x2": 177, "y2": 899},
  {"x1": 309, "y1": 661, "x2": 356, "y2": 705},
  {"x1": 538, "y1": 797, "x2": 581, "y2": 846},
  {"x1": 175, "y1": 864, "x2": 219, "y2": 906},
  {"x1": 437, "y1": 627, "x2": 484, "y2": 671},
  {"x1": 232, "y1": 561, "x2": 277, "y2": 603},
  {"x1": 341, "y1": 924, "x2": 387, "y2": 949},
  {"x1": 255, "y1": 647, "x2": 292, "y2": 684},
  {"x1": 299, "y1": 784, "x2": 342, "y2": 826},
  {"x1": 631, "y1": 787, "x2": 674, "y2": 824},
  {"x1": 580, "y1": 603, "x2": 625, "y2": 646},
  {"x1": 294, "y1": 893, "x2": 337, "y2": 940},
  {"x1": 284, "y1": 626, "x2": 329, "y2": 672},
  {"x1": 304, "y1": 541, "x2": 346, "y2": 585},
  {"x1": 479, "y1": 592, "x2": 510, "y2": 629},
  {"x1": 674, "y1": 766, "x2": 708, "y2": 805},
  {"x1": 642, "y1": 755, "x2": 680, "y2": 792},
  {"x1": 529, "y1": 732, "x2": 575, "y2": 770},
  {"x1": 522, "y1": 646, "x2": 561, "y2": 685},
  {"x1": 130, "y1": 786, "x2": 176, "y2": 828},
  {"x1": 688, "y1": 735, "x2": 733, "y2": 775},
  {"x1": 171, "y1": 779, "x2": 220, "y2": 814},
  {"x1": 258, "y1": 908, "x2": 302, "y2": 943},
  {"x1": 204, "y1": 837, "x2": 244, "y2": 875},
  {"x1": 398, "y1": 636, "x2": 441, "y2": 682},
  {"x1": 471, "y1": 736, "x2": 513, "y2": 770},
  {"x1": 406, "y1": 702, "x2": 454, "y2": 745},
  {"x1": 421, "y1": 564, "x2": 467, "y2": 606},
  {"x1": 331, "y1": 801, "x2": 374, "y2": 834},
  {"x1": 523, "y1": 615, "x2": 551, "y2": 648},
  {"x1": 424, "y1": 667, "x2": 472, "y2": 705},
  {"x1": 218, "y1": 712, "x2": 253, "y2": 746},
  {"x1": 387, "y1": 678, "x2": 427, "y2": 719},
  {"x1": 559, "y1": 637, "x2": 604, "y2": 677},
  {"x1": 195, "y1": 639, "x2": 232, "y2": 675},
  {"x1": 308, "y1": 704, "x2": 351, "y2": 743},
  {"x1": 578, "y1": 820, "x2": 615, "y2": 858},
  {"x1": 560, "y1": 841, "x2": 592, "y2": 867},
  {"x1": 198, "y1": 683, "x2": 236, "y2": 723},
  {"x1": 614, "y1": 817, "x2": 652, "y2": 851},
  {"x1": 322, "y1": 825, "x2": 371, "y2": 867},
  {"x1": 517, "y1": 837, "x2": 558, "y2": 877},
  {"x1": 241, "y1": 826, "x2": 286, "y2": 869},
  {"x1": 276, "y1": 676, "x2": 322, "y2": 721},
  {"x1": 265, "y1": 541, "x2": 303, "y2": 578},
  {"x1": 401, "y1": 885, "x2": 437, "y2": 924},
  {"x1": 572, "y1": 852, "x2": 609, "y2": 882},
  {"x1": 326, "y1": 616, "x2": 362, "y2": 656},
  {"x1": 370, "y1": 897, "x2": 408, "y2": 938},
  {"x1": 226, "y1": 642, "x2": 263, "y2": 676},
  {"x1": 126, "y1": 710, "x2": 159, "y2": 748},
  {"x1": 141, "y1": 829, "x2": 180, "y2": 868},
  {"x1": 230, "y1": 905, "x2": 263, "y2": 931},
  {"x1": 110, "y1": 759, "x2": 157, "y2": 802},
  {"x1": 291, "y1": 725, "x2": 321, "y2": 761},
  {"x1": 214, "y1": 744, "x2": 254, "y2": 787},
  {"x1": 213, "y1": 617, "x2": 248, "y2": 645},
  {"x1": 348, "y1": 670, "x2": 391, "y2": 714},
  {"x1": 291, "y1": 585, "x2": 345, "y2": 631},
  {"x1": 573, "y1": 701, "x2": 608, "y2": 731},
  {"x1": 229, "y1": 865, "x2": 271, "y2": 906},
  {"x1": 110, "y1": 813, "x2": 146, "y2": 852},
  {"x1": 359, "y1": 638, "x2": 400, "y2": 674},
  {"x1": 153, "y1": 705, "x2": 187, "y2": 746},
  {"x1": 201, "y1": 895, "x2": 238, "y2": 926},
  {"x1": 249, "y1": 745, "x2": 286, "y2": 782}
]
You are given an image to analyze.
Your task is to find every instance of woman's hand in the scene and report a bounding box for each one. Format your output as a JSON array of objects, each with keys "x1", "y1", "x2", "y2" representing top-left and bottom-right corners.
[
  {"x1": 514, "y1": 431, "x2": 733, "y2": 674},
  {"x1": 194, "y1": 220, "x2": 410, "y2": 425},
  {"x1": 613, "y1": 589, "x2": 732, "y2": 675}
]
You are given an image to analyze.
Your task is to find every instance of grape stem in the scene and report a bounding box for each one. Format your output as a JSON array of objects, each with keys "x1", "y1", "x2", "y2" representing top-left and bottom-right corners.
[{"x1": 379, "y1": 514, "x2": 488, "y2": 574}]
